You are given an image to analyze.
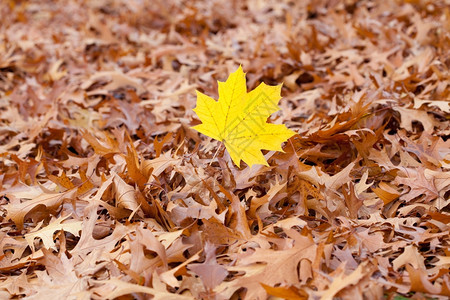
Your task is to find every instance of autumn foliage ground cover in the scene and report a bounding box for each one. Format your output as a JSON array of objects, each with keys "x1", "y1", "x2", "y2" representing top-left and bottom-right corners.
[{"x1": 0, "y1": 0, "x2": 449, "y2": 299}]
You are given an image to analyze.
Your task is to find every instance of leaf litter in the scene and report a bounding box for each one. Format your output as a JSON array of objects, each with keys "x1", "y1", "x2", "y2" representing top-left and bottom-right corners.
[{"x1": 0, "y1": 0, "x2": 449, "y2": 299}]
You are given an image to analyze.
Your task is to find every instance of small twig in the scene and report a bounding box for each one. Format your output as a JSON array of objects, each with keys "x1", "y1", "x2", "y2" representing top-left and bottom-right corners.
[{"x1": 209, "y1": 143, "x2": 224, "y2": 166}]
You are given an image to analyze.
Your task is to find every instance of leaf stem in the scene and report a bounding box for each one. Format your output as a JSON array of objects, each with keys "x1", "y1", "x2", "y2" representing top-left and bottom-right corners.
[{"x1": 209, "y1": 143, "x2": 224, "y2": 166}]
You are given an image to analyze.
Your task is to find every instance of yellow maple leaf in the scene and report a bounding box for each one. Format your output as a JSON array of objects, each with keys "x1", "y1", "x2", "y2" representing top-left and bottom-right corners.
[{"x1": 192, "y1": 66, "x2": 295, "y2": 167}]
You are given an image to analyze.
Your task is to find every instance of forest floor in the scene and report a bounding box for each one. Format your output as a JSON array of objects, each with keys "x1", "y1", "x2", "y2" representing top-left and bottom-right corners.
[{"x1": 0, "y1": 0, "x2": 449, "y2": 299}]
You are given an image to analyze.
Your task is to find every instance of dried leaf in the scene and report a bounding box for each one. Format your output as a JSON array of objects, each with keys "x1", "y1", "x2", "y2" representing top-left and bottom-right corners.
[
  {"x1": 25, "y1": 214, "x2": 82, "y2": 251},
  {"x1": 113, "y1": 174, "x2": 140, "y2": 212},
  {"x1": 188, "y1": 243, "x2": 228, "y2": 290}
]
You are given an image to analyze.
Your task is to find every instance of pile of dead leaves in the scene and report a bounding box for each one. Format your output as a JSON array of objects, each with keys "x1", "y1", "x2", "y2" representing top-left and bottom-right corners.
[{"x1": 1, "y1": 0, "x2": 449, "y2": 299}]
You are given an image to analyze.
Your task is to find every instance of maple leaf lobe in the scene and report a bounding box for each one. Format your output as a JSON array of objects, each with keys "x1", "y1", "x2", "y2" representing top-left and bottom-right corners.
[{"x1": 192, "y1": 66, "x2": 295, "y2": 167}]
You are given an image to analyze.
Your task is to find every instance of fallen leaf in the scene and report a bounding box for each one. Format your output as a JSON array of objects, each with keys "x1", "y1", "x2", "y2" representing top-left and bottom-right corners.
[
  {"x1": 393, "y1": 245, "x2": 425, "y2": 271},
  {"x1": 188, "y1": 242, "x2": 228, "y2": 290},
  {"x1": 5, "y1": 189, "x2": 77, "y2": 230},
  {"x1": 319, "y1": 261, "x2": 374, "y2": 300},
  {"x1": 93, "y1": 278, "x2": 191, "y2": 300},
  {"x1": 25, "y1": 214, "x2": 82, "y2": 251},
  {"x1": 192, "y1": 66, "x2": 295, "y2": 167},
  {"x1": 113, "y1": 174, "x2": 140, "y2": 212},
  {"x1": 261, "y1": 283, "x2": 308, "y2": 300}
]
